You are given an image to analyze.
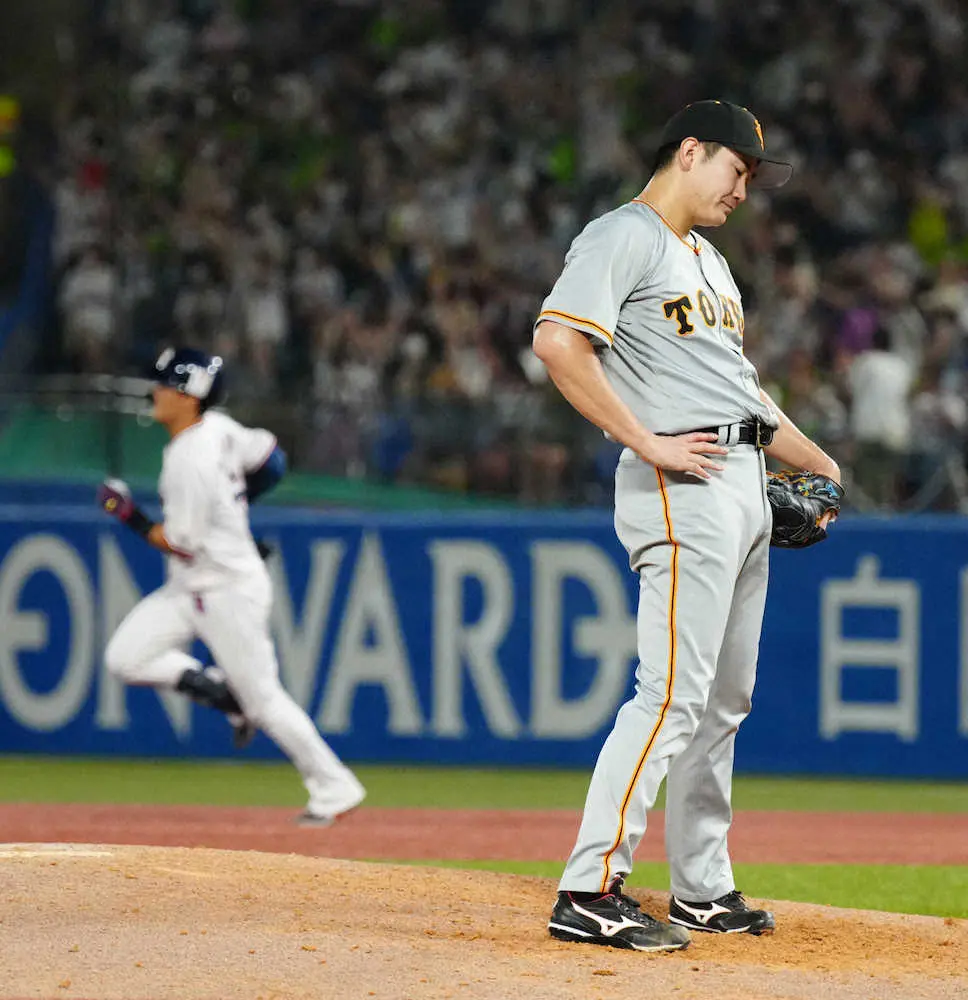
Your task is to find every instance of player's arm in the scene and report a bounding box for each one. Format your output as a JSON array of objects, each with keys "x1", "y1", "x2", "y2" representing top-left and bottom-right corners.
[
  {"x1": 244, "y1": 441, "x2": 286, "y2": 561},
  {"x1": 233, "y1": 422, "x2": 287, "y2": 560},
  {"x1": 534, "y1": 322, "x2": 725, "y2": 477},
  {"x1": 535, "y1": 323, "x2": 650, "y2": 454},
  {"x1": 245, "y1": 442, "x2": 287, "y2": 502},
  {"x1": 145, "y1": 523, "x2": 192, "y2": 558},
  {"x1": 759, "y1": 388, "x2": 841, "y2": 483},
  {"x1": 230, "y1": 418, "x2": 287, "y2": 502},
  {"x1": 97, "y1": 480, "x2": 194, "y2": 560}
]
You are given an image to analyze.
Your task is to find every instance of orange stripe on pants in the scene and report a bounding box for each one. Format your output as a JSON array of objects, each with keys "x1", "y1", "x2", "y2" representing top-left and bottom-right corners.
[{"x1": 599, "y1": 468, "x2": 679, "y2": 892}]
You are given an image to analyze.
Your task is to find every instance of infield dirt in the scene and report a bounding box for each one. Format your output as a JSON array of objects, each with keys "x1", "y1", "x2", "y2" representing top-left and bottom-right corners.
[{"x1": 0, "y1": 805, "x2": 966, "y2": 1000}]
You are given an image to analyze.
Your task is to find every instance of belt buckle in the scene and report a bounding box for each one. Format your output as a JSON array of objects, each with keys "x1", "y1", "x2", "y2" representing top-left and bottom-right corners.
[{"x1": 755, "y1": 421, "x2": 774, "y2": 449}]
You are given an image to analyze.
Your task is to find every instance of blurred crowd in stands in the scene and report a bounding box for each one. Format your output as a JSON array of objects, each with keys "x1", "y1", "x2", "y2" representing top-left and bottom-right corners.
[{"x1": 38, "y1": 0, "x2": 968, "y2": 509}]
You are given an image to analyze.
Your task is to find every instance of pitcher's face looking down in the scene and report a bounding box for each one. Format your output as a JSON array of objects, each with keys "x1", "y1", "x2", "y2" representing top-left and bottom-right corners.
[{"x1": 681, "y1": 141, "x2": 756, "y2": 227}]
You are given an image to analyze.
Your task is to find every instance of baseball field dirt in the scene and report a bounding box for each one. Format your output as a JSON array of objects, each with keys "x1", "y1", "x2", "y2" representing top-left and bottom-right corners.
[
  {"x1": 0, "y1": 805, "x2": 966, "y2": 999},
  {"x1": 2, "y1": 803, "x2": 967, "y2": 864}
]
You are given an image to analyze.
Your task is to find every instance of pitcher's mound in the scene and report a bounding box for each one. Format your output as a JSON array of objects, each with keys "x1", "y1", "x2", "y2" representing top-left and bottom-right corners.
[{"x1": 0, "y1": 844, "x2": 964, "y2": 1000}]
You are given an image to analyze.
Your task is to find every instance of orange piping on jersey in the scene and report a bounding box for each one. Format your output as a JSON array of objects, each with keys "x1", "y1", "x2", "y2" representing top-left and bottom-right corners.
[
  {"x1": 537, "y1": 309, "x2": 614, "y2": 344},
  {"x1": 632, "y1": 198, "x2": 700, "y2": 256},
  {"x1": 599, "y1": 468, "x2": 679, "y2": 892}
]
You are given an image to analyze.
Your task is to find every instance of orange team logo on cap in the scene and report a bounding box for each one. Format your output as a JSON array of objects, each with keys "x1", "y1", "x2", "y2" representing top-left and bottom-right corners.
[{"x1": 752, "y1": 116, "x2": 765, "y2": 150}]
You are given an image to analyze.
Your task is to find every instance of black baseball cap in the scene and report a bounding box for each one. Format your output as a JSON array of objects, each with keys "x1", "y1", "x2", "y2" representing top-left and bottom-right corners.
[{"x1": 658, "y1": 100, "x2": 793, "y2": 189}]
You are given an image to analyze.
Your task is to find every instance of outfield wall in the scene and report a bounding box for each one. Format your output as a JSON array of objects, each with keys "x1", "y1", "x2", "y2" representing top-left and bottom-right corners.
[{"x1": 0, "y1": 503, "x2": 965, "y2": 778}]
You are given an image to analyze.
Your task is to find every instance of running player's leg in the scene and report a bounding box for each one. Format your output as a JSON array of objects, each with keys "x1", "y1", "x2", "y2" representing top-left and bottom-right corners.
[
  {"x1": 559, "y1": 459, "x2": 741, "y2": 892},
  {"x1": 196, "y1": 581, "x2": 364, "y2": 813},
  {"x1": 104, "y1": 585, "x2": 198, "y2": 686},
  {"x1": 664, "y1": 525, "x2": 769, "y2": 901}
]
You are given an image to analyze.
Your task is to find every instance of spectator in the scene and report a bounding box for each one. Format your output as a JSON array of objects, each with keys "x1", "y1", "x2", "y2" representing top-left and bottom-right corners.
[
  {"x1": 847, "y1": 325, "x2": 915, "y2": 508},
  {"x1": 24, "y1": 0, "x2": 968, "y2": 509},
  {"x1": 52, "y1": 173, "x2": 110, "y2": 267},
  {"x1": 906, "y1": 364, "x2": 968, "y2": 504},
  {"x1": 290, "y1": 246, "x2": 345, "y2": 325},
  {"x1": 779, "y1": 347, "x2": 848, "y2": 454},
  {"x1": 58, "y1": 248, "x2": 117, "y2": 372},
  {"x1": 173, "y1": 259, "x2": 227, "y2": 352},
  {"x1": 242, "y1": 258, "x2": 288, "y2": 393}
]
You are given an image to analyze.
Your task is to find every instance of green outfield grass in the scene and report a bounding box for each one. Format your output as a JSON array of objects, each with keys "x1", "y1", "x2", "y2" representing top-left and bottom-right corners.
[
  {"x1": 1, "y1": 756, "x2": 965, "y2": 918},
  {"x1": 0, "y1": 756, "x2": 967, "y2": 812},
  {"x1": 407, "y1": 860, "x2": 968, "y2": 920}
]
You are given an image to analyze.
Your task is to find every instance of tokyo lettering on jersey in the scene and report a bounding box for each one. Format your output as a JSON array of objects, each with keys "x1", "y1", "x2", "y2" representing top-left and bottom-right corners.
[
  {"x1": 159, "y1": 410, "x2": 277, "y2": 590},
  {"x1": 535, "y1": 199, "x2": 778, "y2": 434}
]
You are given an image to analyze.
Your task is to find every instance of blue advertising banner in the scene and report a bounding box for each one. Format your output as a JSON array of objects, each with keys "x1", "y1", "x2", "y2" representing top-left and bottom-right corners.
[{"x1": 0, "y1": 504, "x2": 965, "y2": 777}]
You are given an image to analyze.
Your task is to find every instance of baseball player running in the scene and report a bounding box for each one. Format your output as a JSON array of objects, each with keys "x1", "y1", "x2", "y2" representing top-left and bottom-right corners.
[
  {"x1": 534, "y1": 101, "x2": 841, "y2": 951},
  {"x1": 98, "y1": 347, "x2": 365, "y2": 825}
]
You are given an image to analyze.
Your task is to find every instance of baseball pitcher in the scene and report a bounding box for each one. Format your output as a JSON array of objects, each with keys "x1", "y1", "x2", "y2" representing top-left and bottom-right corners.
[
  {"x1": 99, "y1": 347, "x2": 365, "y2": 825},
  {"x1": 534, "y1": 101, "x2": 842, "y2": 952}
]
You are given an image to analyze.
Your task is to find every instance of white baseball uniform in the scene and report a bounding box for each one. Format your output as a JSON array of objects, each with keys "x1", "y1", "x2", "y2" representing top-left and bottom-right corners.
[
  {"x1": 105, "y1": 410, "x2": 364, "y2": 818},
  {"x1": 536, "y1": 198, "x2": 777, "y2": 901}
]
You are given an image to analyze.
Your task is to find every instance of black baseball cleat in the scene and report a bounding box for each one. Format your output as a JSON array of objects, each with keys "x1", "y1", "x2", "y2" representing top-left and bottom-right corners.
[
  {"x1": 669, "y1": 889, "x2": 775, "y2": 935},
  {"x1": 549, "y1": 883, "x2": 690, "y2": 952}
]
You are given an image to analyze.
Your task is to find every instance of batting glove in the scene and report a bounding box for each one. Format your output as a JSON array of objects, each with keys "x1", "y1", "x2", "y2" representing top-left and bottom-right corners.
[{"x1": 97, "y1": 479, "x2": 135, "y2": 522}]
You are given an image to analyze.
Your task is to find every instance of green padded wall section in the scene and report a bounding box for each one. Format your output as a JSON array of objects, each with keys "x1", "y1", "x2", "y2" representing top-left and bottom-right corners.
[{"x1": 0, "y1": 408, "x2": 513, "y2": 511}]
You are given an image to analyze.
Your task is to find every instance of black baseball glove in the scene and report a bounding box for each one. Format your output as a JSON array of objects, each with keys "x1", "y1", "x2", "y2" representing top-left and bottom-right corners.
[{"x1": 766, "y1": 470, "x2": 845, "y2": 549}]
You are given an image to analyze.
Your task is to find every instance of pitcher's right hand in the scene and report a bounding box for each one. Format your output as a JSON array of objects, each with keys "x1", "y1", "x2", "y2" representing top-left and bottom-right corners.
[{"x1": 639, "y1": 432, "x2": 727, "y2": 479}]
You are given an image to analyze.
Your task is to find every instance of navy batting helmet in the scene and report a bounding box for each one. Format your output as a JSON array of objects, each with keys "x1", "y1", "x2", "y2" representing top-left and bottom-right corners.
[{"x1": 150, "y1": 347, "x2": 225, "y2": 409}]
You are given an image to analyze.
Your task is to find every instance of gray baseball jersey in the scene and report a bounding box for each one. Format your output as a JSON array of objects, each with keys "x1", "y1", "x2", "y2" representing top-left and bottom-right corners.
[
  {"x1": 535, "y1": 198, "x2": 778, "y2": 434},
  {"x1": 537, "y1": 198, "x2": 774, "y2": 903}
]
